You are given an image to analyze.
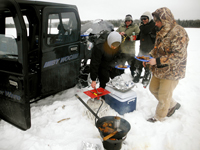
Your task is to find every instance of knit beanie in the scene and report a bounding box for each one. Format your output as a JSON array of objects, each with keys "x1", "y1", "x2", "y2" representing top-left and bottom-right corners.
[
  {"x1": 107, "y1": 31, "x2": 122, "y2": 48},
  {"x1": 125, "y1": 14, "x2": 133, "y2": 21}
]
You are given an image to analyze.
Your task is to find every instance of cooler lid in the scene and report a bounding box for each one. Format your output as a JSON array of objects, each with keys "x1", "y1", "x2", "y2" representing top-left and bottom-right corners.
[
  {"x1": 105, "y1": 86, "x2": 136, "y2": 99},
  {"x1": 108, "y1": 93, "x2": 137, "y2": 103}
]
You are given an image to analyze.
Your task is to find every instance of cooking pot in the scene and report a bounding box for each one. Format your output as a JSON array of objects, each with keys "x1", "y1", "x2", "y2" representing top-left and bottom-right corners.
[{"x1": 75, "y1": 94, "x2": 131, "y2": 140}]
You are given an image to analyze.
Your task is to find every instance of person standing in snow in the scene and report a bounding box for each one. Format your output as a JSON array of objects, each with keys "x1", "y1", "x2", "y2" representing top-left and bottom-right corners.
[
  {"x1": 133, "y1": 11, "x2": 156, "y2": 86},
  {"x1": 145, "y1": 7, "x2": 189, "y2": 122},
  {"x1": 116, "y1": 14, "x2": 140, "y2": 76},
  {"x1": 90, "y1": 31, "x2": 122, "y2": 89}
]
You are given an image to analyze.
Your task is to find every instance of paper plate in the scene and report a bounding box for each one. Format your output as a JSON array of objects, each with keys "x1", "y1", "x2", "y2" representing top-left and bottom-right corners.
[
  {"x1": 115, "y1": 65, "x2": 130, "y2": 70},
  {"x1": 135, "y1": 55, "x2": 153, "y2": 62}
]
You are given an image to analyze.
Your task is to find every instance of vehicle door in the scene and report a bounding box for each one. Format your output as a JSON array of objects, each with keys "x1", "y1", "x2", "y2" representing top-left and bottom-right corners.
[
  {"x1": 0, "y1": 0, "x2": 31, "y2": 130},
  {"x1": 41, "y1": 6, "x2": 81, "y2": 96}
]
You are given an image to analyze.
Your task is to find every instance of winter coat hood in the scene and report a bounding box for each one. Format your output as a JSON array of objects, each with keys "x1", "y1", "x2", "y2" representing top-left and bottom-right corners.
[
  {"x1": 152, "y1": 7, "x2": 176, "y2": 37},
  {"x1": 141, "y1": 11, "x2": 153, "y2": 21}
]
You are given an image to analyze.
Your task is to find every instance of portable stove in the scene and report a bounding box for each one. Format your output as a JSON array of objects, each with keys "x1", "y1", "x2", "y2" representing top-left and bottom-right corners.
[{"x1": 83, "y1": 88, "x2": 110, "y2": 120}]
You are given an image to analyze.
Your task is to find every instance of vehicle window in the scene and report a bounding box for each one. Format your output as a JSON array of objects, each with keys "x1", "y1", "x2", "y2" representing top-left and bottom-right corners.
[
  {"x1": 47, "y1": 12, "x2": 78, "y2": 45},
  {"x1": 0, "y1": 17, "x2": 18, "y2": 59},
  {"x1": 47, "y1": 14, "x2": 60, "y2": 35},
  {"x1": 5, "y1": 17, "x2": 17, "y2": 38},
  {"x1": 0, "y1": 34, "x2": 18, "y2": 59},
  {"x1": 0, "y1": 8, "x2": 34, "y2": 63}
]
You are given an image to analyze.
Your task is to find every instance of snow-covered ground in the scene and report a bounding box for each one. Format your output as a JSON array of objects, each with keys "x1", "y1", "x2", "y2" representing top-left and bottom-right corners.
[{"x1": 0, "y1": 28, "x2": 200, "y2": 150}]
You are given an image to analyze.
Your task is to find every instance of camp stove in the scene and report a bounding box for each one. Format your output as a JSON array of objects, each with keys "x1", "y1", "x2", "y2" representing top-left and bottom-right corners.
[
  {"x1": 76, "y1": 92, "x2": 131, "y2": 150},
  {"x1": 83, "y1": 88, "x2": 110, "y2": 120}
]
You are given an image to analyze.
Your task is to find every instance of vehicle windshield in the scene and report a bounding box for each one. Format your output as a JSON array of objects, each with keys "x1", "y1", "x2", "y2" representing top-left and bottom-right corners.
[{"x1": 0, "y1": 34, "x2": 18, "y2": 59}]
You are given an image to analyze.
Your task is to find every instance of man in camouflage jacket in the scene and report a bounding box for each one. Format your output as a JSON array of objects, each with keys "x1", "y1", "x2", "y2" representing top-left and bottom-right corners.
[{"x1": 146, "y1": 7, "x2": 189, "y2": 122}]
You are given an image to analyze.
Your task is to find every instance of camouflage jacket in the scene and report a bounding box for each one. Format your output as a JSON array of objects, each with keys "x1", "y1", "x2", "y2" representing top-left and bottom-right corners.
[
  {"x1": 116, "y1": 23, "x2": 140, "y2": 55},
  {"x1": 149, "y1": 7, "x2": 189, "y2": 80}
]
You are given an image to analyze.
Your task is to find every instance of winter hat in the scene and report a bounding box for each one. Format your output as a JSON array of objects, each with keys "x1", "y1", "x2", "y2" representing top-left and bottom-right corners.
[
  {"x1": 125, "y1": 14, "x2": 133, "y2": 21},
  {"x1": 107, "y1": 31, "x2": 122, "y2": 48},
  {"x1": 141, "y1": 11, "x2": 153, "y2": 21}
]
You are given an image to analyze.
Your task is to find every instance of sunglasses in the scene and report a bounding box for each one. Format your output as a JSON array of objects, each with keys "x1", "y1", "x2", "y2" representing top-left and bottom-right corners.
[{"x1": 141, "y1": 17, "x2": 148, "y2": 21}]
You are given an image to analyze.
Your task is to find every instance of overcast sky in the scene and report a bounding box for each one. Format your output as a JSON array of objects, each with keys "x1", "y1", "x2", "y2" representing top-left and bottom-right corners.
[{"x1": 38, "y1": 0, "x2": 200, "y2": 21}]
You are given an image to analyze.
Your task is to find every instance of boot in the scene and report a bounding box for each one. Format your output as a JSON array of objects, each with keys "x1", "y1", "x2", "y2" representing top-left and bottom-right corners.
[
  {"x1": 147, "y1": 117, "x2": 158, "y2": 123},
  {"x1": 132, "y1": 69, "x2": 141, "y2": 83},
  {"x1": 167, "y1": 103, "x2": 181, "y2": 117},
  {"x1": 142, "y1": 68, "x2": 151, "y2": 88}
]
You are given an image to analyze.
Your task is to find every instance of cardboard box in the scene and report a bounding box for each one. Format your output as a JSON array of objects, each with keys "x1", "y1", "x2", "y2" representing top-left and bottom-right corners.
[{"x1": 104, "y1": 87, "x2": 137, "y2": 115}]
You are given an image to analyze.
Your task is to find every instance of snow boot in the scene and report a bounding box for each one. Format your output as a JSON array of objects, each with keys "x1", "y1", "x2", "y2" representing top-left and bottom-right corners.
[
  {"x1": 142, "y1": 68, "x2": 151, "y2": 88},
  {"x1": 132, "y1": 69, "x2": 141, "y2": 83},
  {"x1": 167, "y1": 103, "x2": 181, "y2": 117},
  {"x1": 147, "y1": 117, "x2": 158, "y2": 123}
]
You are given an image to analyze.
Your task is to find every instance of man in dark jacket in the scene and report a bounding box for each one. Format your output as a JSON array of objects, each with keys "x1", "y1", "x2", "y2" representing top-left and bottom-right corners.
[
  {"x1": 90, "y1": 31, "x2": 122, "y2": 89},
  {"x1": 133, "y1": 11, "x2": 156, "y2": 86}
]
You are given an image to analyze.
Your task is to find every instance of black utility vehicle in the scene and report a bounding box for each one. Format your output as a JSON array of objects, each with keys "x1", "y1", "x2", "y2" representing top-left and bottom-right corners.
[{"x1": 0, "y1": 0, "x2": 88, "y2": 130}]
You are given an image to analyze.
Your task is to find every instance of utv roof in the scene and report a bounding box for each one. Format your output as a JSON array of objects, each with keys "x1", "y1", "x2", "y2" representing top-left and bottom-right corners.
[
  {"x1": 16, "y1": 0, "x2": 74, "y2": 6},
  {"x1": 0, "y1": 0, "x2": 77, "y2": 9}
]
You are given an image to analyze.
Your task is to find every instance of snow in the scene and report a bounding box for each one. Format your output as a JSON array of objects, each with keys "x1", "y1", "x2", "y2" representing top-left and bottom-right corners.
[{"x1": 0, "y1": 28, "x2": 200, "y2": 150}]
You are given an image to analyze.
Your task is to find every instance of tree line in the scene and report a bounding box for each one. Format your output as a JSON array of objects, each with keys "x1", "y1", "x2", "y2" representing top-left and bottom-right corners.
[
  {"x1": 6, "y1": 19, "x2": 200, "y2": 28},
  {"x1": 82, "y1": 19, "x2": 200, "y2": 28}
]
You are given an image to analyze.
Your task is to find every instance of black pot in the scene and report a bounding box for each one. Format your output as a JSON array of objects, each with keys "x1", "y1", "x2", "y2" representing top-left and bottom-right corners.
[
  {"x1": 75, "y1": 94, "x2": 131, "y2": 150},
  {"x1": 95, "y1": 116, "x2": 131, "y2": 139}
]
